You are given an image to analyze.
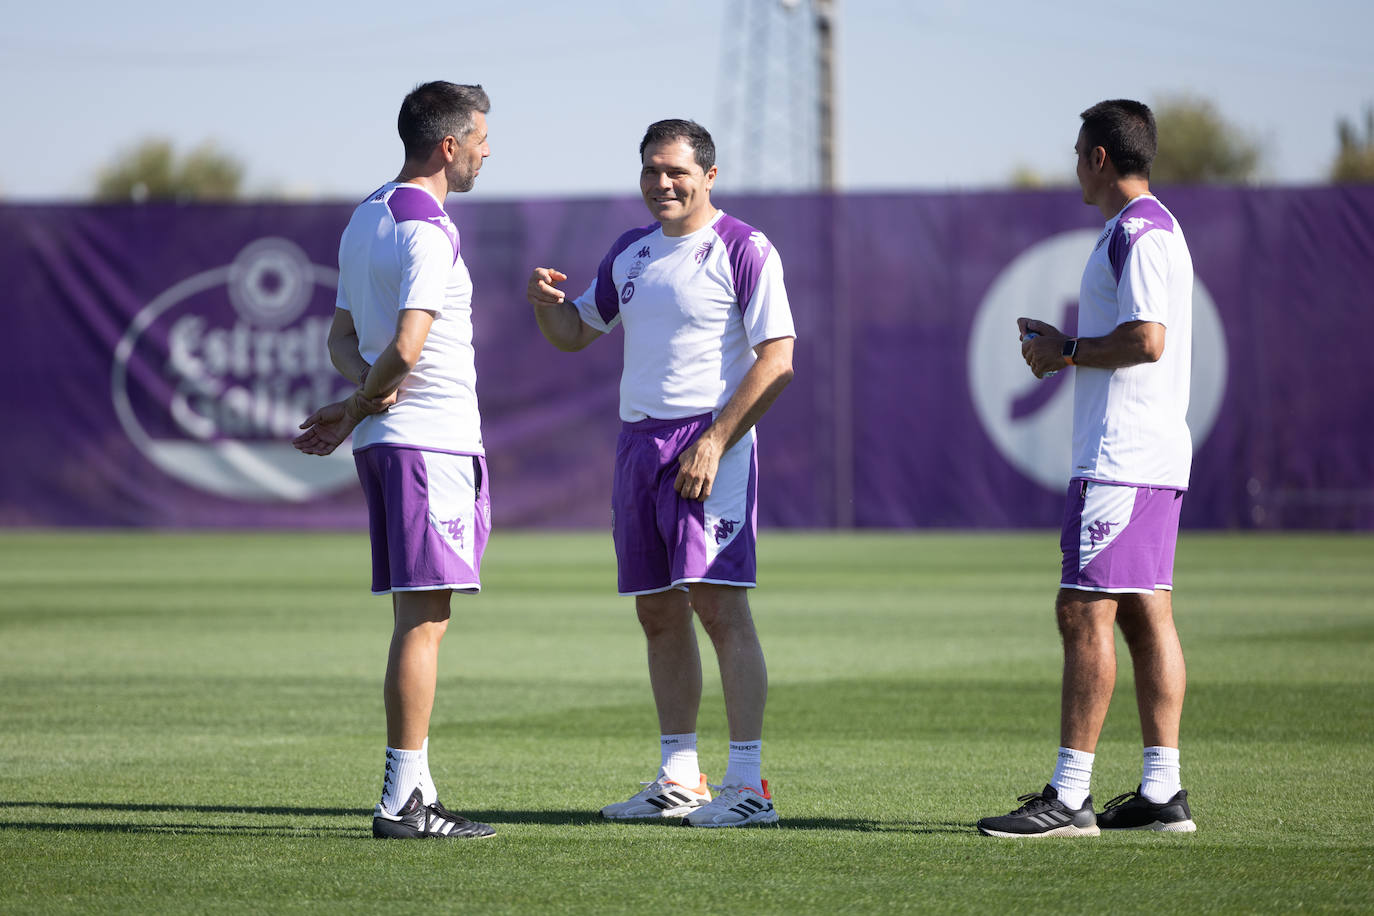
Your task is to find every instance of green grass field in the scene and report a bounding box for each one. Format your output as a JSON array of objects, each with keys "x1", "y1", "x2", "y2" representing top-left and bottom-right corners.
[{"x1": 1, "y1": 530, "x2": 1372, "y2": 913}]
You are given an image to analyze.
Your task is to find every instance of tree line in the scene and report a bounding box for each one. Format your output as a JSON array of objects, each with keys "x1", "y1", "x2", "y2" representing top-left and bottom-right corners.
[{"x1": 70, "y1": 98, "x2": 1374, "y2": 202}]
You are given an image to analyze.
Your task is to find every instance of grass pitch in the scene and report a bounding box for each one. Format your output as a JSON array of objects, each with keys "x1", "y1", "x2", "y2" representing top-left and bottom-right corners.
[{"x1": 1, "y1": 530, "x2": 1371, "y2": 913}]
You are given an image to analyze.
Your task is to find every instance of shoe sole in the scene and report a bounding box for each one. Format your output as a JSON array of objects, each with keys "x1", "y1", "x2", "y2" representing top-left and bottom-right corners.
[
  {"x1": 1101, "y1": 819, "x2": 1196, "y2": 833},
  {"x1": 977, "y1": 823, "x2": 1100, "y2": 838},
  {"x1": 681, "y1": 810, "x2": 780, "y2": 828},
  {"x1": 372, "y1": 824, "x2": 497, "y2": 839},
  {"x1": 601, "y1": 805, "x2": 705, "y2": 820}
]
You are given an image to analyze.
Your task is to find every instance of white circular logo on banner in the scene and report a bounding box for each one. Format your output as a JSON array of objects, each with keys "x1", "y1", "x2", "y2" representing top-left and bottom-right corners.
[
  {"x1": 227, "y1": 237, "x2": 315, "y2": 328},
  {"x1": 968, "y1": 228, "x2": 1228, "y2": 491},
  {"x1": 112, "y1": 238, "x2": 357, "y2": 502}
]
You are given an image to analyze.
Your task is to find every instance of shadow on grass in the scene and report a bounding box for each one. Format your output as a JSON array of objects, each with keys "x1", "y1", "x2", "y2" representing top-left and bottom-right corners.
[
  {"x1": 1, "y1": 800, "x2": 362, "y2": 817},
  {"x1": 1, "y1": 801, "x2": 970, "y2": 835}
]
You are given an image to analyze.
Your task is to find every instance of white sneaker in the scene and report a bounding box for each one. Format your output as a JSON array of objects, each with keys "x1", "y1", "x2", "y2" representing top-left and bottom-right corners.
[
  {"x1": 600, "y1": 773, "x2": 712, "y2": 820},
  {"x1": 681, "y1": 780, "x2": 778, "y2": 827}
]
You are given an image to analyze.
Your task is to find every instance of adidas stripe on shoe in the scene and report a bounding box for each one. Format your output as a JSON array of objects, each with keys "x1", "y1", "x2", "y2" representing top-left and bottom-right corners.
[
  {"x1": 372, "y1": 787, "x2": 495, "y2": 839},
  {"x1": 976, "y1": 784, "x2": 1099, "y2": 838},
  {"x1": 601, "y1": 773, "x2": 712, "y2": 820},
  {"x1": 681, "y1": 780, "x2": 778, "y2": 828}
]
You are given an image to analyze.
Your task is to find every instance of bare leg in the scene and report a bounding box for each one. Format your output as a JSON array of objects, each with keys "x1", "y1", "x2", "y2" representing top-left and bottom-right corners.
[
  {"x1": 689, "y1": 583, "x2": 767, "y2": 742},
  {"x1": 1116, "y1": 589, "x2": 1186, "y2": 748},
  {"x1": 1057, "y1": 588, "x2": 1119, "y2": 753},
  {"x1": 384, "y1": 589, "x2": 452, "y2": 749},
  {"x1": 636, "y1": 589, "x2": 702, "y2": 736}
]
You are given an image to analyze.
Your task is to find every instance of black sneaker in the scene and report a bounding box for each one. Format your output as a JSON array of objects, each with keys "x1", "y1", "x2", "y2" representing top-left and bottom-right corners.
[
  {"x1": 372, "y1": 788, "x2": 496, "y2": 839},
  {"x1": 977, "y1": 784, "x2": 1100, "y2": 837},
  {"x1": 1097, "y1": 786, "x2": 1196, "y2": 832}
]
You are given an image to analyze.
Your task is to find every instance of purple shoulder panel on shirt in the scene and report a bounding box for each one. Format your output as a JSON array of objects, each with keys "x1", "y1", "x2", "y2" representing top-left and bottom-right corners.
[
  {"x1": 594, "y1": 223, "x2": 658, "y2": 325},
  {"x1": 1107, "y1": 197, "x2": 1174, "y2": 284},
  {"x1": 386, "y1": 186, "x2": 460, "y2": 263},
  {"x1": 712, "y1": 213, "x2": 770, "y2": 314}
]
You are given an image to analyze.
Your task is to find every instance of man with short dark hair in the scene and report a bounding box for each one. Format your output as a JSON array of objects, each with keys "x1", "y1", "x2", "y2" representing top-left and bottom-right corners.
[
  {"x1": 293, "y1": 80, "x2": 495, "y2": 840},
  {"x1": 526, "y1": 118, "x2": 795, "y2": 828},
  {"x1": 978, "y1": 99, "x2": 1198, "y2": 838}
]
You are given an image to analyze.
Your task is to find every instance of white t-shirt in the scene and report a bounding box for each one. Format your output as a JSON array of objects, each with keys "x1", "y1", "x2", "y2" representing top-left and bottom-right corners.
[
  {"x1": 334, "y1": 182, "x2": 483, "y2": 454},
  {"x1": 1072, "y1": 195, "x2": 1193, "y2": 487},
  {"x1": 573, "y1": 211, "x2": 796, "y2": 422}
]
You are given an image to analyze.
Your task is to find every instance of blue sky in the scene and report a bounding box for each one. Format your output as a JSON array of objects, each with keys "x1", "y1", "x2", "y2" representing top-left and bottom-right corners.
[{"x1": 2, "y1": 0, "x2": 1369, "y2": 200}]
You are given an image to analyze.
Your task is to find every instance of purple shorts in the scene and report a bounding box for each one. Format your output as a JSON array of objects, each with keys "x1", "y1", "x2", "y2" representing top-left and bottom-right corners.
[
  {"x1": 1060, "y1": 478, "x2": 1184, "y2": 594},
  {"x1": 612, "y1": 413, "x2": 758, "y2": 596},
  {"x1": 354, "y1": 445, "x2": 490, "y2": 596}
]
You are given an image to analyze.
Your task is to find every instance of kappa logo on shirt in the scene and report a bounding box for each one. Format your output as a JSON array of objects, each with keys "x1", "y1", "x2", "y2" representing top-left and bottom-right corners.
[
  {"x1": 636, "y1": 246, "x2": 651, "y2": 259},
  {"x1": 748, "y1": 231, "x2": 769, "y2": 256},
  {"x1": 1122, "y1": 216, "x2": 1154, "y2": 235}
]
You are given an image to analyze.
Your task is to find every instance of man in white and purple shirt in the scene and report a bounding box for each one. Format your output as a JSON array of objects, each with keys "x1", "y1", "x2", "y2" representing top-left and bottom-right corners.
[
  {"x1": 526, "y1": 119, "x2": 795, "y2": 828},
  {"x1": 293, "y1": 81, "x2": 495, "y2": 841},
  {"x1": 979, "y1": 100, "x2": 1199, "y2": 838}
]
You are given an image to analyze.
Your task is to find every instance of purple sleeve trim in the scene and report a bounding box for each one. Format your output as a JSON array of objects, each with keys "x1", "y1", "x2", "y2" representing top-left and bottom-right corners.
[
  {"x1": 593, "y1": 223, "x2": 658, "y2": 325},
  {"x1": 1108, "y1": 198, "x2": 1175, "y2": 285},
  {"x1": 387, "y1": 186, "x2": 460, "y2": 263},
  {"x1": 712, "y1": 213, "x2": 769, "y2": 314}
]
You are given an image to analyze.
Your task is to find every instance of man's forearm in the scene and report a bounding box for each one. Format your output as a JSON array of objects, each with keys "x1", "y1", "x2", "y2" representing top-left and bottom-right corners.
[
  {"x1": 534, "y1": 301, "x2": 597, "y2": 352},
  {"x1": 329, "y1": 337, "x2": 370, "y2": 386},
  {"x1": 1072, "y1": 320, "x2": 1164, "y2": 369},
  {"x1": 703, "y1": 351, "x2": 795, "y2": 453}
]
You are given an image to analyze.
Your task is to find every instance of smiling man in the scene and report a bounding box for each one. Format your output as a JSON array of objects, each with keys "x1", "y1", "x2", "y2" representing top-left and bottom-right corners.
[{"x1": 525, "y1": 119, "x2": 795, "y2": 827}]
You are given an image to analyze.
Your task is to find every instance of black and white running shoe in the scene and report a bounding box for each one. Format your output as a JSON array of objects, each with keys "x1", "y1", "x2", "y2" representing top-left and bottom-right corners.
[
  {"x1": 372, "y1": 788, "x2": 495, "y2": 839},
  {"x1": 977, "y1": 784, "x2": 1100, "y2": 837},
  {"x1": 1097, "y1": 787, "x2": 1197, "y2": 832}
]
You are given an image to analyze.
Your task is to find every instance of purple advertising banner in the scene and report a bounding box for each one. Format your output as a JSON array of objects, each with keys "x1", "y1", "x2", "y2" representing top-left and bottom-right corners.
[{"x1": 1, "y1": 187, "x2": 1371, "y2": 529}]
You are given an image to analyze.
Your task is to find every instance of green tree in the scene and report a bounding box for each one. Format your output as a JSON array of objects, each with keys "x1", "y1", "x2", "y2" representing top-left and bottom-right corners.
[
  {"x1": 1150, "y1": 96, "x2": 1262, "y2": 184},
  {"x1": 94, "y1": 138, "x2": 244, "y2": 202},
  {"x1": 1330, "y1": 107, "x2": 1374, "y2": 183}
]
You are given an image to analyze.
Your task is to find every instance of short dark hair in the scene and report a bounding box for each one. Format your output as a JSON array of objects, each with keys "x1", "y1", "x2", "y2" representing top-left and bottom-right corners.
[
  {"x1": 1079, "y1": 99, "x2": 1157, "y2": 178},
  {"x1": 398, "y1": 81, "x2": 490, "y2": 161},
  {"x1": 639, "y1": 119, "x2": 716, "y2": 171}
]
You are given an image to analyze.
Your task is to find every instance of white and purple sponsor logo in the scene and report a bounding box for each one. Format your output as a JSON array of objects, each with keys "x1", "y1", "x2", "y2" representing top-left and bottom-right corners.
[{"x1": 111, "y1": 238, "x2": 357, "y2": 501}]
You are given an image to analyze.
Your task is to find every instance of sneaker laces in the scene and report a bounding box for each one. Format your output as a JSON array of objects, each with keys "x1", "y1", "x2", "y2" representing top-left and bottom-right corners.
[
  {"x1": 1010, "y1": 791, "x2": 1055, "y2": 815},
  {"x1": 1102, "y1": 791, "x2": 1141, "y2": 810}
]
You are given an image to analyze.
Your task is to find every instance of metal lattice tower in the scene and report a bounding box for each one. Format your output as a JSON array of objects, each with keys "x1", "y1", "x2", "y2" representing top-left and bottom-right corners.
[{"x1": 716, "y1": 0, "x2": 837, "y2": 193}]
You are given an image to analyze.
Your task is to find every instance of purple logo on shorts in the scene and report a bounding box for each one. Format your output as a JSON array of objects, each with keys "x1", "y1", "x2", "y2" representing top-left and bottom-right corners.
[
  {"x1": 713, "y1": 518, "x2": 739, "y2": 544},
  {"x1": 1087, "y1": 519, "x2": 1116, "y2": 545},
  {"x1": 620, "y1": 281, "x2": 635, "y2": 304},
  {"x1": 694, "y1": 241, "x2": 714, "y2": 264},
  {"x1": 439, "y1": 517, "x2": 465, "y2": 548}
]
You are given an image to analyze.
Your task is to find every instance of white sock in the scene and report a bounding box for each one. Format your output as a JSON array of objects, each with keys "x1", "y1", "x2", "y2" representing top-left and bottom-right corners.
[
  {"x1": 659, "y1": 733, "x2": 699, "y2": 786},
  {"x1": 1141, "y1": 746, "x2": 1181, "y2": 803},
  {"x1": 722, "y1": 740, "x2": 763, "y2": 790},
  {"x1": 381, "y1": 745, "x2": 426, "y2": 815},
  {"x1": 417, "y1": 737, "x2": 438, "y2": 805},
  {"x1": 1050, "y1": 746, "x2": 1094, "y2": 809}
]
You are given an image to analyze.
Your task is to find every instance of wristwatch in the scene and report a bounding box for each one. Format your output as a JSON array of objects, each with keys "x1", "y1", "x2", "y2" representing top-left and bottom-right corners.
[{"x1": 1062, "y1": 338, "x2": 1079, "y2": 366}]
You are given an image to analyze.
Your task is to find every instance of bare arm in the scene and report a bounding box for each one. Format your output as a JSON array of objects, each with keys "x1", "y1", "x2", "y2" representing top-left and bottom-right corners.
[
  {"x1": 327, "y1": 308, "x2": 370, "y2": 385},
  {"x1": 526, "y1": 267, "x2": 603, "y2": 352},
  {"x1": 674, "y1": 336, "x2": 795, "y2": 501},
  {"x1": 294, "y1": 309, "x2": 434, "y2": 456},
  {"x1": 1017, "y1": 317, "x2": 1165, "y2": 379}
]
